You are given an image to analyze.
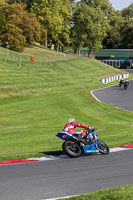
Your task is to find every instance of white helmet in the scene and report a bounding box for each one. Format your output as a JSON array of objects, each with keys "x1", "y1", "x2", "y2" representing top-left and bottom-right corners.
[{"x1": 68, "y1": 118, "x2": 76, "y2": 123}]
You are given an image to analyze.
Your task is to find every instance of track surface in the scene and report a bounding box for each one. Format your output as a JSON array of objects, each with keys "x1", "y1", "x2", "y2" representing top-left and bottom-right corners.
[
  {"x1": 0, "y1": 150, "x2": 133, "y2": 200},
  {"x1": 92, "y1": 79, "x2": 133, "y2": 112},
  {"x1": 1, "y1": 71, "x2": 133, "y2": 200}
]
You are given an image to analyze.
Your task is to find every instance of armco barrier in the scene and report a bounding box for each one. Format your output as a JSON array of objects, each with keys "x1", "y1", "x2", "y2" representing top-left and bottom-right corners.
[{"x1": 100, "y1": 73, "x2": 129, "y2": 84}]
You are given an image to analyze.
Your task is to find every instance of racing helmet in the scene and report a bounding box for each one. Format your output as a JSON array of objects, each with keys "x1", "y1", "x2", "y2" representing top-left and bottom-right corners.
[{"x1": 68, "y1": 118, "x2": 76, "y2": 123}]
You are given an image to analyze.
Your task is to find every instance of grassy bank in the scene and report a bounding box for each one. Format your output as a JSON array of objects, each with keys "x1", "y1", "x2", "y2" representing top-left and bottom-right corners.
[
  {"x1": 0, "y1": 46, "x2": 133, "y2": 161},
  {"x1": 59, "y1": 185, "x2": 133, "y2": 200}
]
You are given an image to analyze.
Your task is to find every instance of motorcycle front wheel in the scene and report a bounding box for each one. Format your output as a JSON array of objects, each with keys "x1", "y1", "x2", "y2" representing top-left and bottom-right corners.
[
  {"x1": 62, "y1": 140, "x2": 82, "y2": 158},
  {"x1": 97, "y1": 140, "x2": 109, "y2": 154}
]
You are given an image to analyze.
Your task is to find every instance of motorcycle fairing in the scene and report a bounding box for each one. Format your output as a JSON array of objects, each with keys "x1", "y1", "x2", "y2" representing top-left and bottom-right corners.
[
  {"x1": 83, "y1": 143, "x2": 99, "y2": 153},
  {"x1": 56, "y1": 132, "x2": 73, "y2": 140}
]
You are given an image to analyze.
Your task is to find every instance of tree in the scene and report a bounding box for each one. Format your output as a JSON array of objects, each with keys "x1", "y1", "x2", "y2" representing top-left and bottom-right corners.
[
  {"x1": 120, "y1": 3, "x2": 133, "y2": 49},
  {"x1": 71, "y1": 3, "x2": 88, "y2": 55},
  {"x1": 0, "y1": 9, "x2": 7, "y2": 35},
  {"x1": 71, "y1": 1, "x2": 109, "y2": 55},
  {"x1": 81, "y1": 0, "x2": 114, "y2": 18},
  {"x1": 1, "y1": 3, "x2": 42, "y2": 51},
  {"x1": 7, "y1": 0, "x2": 36, "y2": 11},
  {"x1": 121, "y1": 3, "x2": 133, "y2": 18},
  {"x1": 121, "y1": 17, "x2": 133, "y2": 49},
  {"x1": 1, "y1": 24, "x2": 26, "y2": 51},
  {"x1": 31, "y1": 0, "x2": 71, "y2": 50},
  {"x1": 0, "y1": 0, "x2": 8, "y2": 6},
  {"x1": 102, "y1": 11, "x2": 125, "y2": 49}
]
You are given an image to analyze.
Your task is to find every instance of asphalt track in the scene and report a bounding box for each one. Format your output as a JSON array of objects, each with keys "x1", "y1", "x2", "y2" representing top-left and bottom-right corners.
[
  {"x1": 0, "y1": 149, "x2": 133, "y2": 200},
  {"x1": 0, "y1": 71, "x2": 133, "y2": 200},
  {"x1": 92, "y1": 79, "x2": 133, "y2": 112}
]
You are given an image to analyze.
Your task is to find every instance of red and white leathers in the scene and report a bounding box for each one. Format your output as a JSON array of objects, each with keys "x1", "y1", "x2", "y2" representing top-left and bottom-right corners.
[{"x1": 63, "y1": 122, "x2": 89, "y2": 137}]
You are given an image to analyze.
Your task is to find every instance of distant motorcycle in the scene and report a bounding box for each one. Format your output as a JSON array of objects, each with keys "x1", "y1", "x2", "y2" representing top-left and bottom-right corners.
[
  {"x1": 119, "y1": 79, "x2": 129, "y2": 90},
  {"x1": 56, "y1": 128, "x2": 109, "y2": 158},
  {"x1": 124, "y1": 80, "x2": 129, "y2": 90},
  {"x1": 119, "y1": 79, "x2": 124, "y2": 87}
]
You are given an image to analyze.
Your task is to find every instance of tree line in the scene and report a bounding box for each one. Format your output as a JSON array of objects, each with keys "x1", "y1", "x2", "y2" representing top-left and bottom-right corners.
[{"x1": 0, "y1": 0, "x2": 133, "y2": 53}]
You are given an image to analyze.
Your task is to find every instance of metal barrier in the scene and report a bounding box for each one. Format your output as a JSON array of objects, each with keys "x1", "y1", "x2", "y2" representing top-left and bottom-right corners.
[
  {"x1": 101, "y1": 59, "x2": 132, "y2": 69},
  {"x1": 100, "y1": 73, "x2": 129, "y2": 84}
]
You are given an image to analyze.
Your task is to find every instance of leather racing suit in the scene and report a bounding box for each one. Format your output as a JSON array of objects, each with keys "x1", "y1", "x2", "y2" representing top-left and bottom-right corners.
[{"x1": 63, "y1": 122, "x2": 89, "y2": 137}]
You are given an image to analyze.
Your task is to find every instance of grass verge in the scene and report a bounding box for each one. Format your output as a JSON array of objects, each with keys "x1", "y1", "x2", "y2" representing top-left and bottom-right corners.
[
  {"x1": 0, "y1": 46, "x2": 133, "y2": 161},
  {"x1": 58, "y1": 185, "x2": 133, "y2": 200}
]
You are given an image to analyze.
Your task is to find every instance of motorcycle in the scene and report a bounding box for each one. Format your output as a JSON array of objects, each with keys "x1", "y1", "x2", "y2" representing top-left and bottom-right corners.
[
  {"x1": 119, "y1": 79, "x2": 129, "y2": 90},
  {"x1": 56, "y1": 128, "x2": 109, "y2": 158},
  {"x1": 119, "y1": 79, "x2": 124, "y2": 87},
  {"x1": 124, "y1": 80, "x2": 129, "y2": 90}
]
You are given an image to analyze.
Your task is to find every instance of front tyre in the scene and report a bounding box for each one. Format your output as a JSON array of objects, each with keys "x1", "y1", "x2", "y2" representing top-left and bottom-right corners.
[
  {"x1": 97, "y1": 140, "x2": 109, "y2": 154},
  {"x1": 62, "y1": 140, "x2": 81, "y2": 158}
]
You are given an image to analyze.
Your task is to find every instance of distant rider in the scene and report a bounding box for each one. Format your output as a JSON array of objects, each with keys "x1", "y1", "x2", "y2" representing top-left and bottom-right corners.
[
  {"x1": 63, "y1": 118, "x2": 93, "y2": 138},
  {"x1": 124, "y1": 80, "x2": 129, "y2": 89},
  {"x1": 124, "y1": 80, "x2": 129, "y2": 86},
  {"x1": 119, "y1": 79, "x2": 124, "y2": 87}
]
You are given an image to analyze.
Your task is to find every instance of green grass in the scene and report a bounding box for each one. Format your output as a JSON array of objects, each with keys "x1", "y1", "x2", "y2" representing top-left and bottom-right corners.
[
  {"x1": 0, "y1": 46, "x2": 133, "y2": 161},
  {"x1": 58, "y1": 185, "x2": 133, "y2": 200}
]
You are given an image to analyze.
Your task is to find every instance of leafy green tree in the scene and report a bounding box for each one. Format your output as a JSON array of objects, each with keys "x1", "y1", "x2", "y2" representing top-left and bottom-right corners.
[
  {"x1": 39, "y1": 25, "x2": 47, "y2": 45},
  {"x1": 120, "y1": 3, "x2": 133, "y2": 49},
  {"x1": 31, "y1": 0, "x2": 71, "y2": 50},
  {"x1": 71, "y1": 3, "x2": 88, "y2": 54},
  {"x1": 81, "y1": 0, "x2": 115, "y2": 19},
  {"x1": 0, "y1": 0, "x2": 8, "y2": 6},
  {"x1": 121, "y1": 17, "x2": 133, "y2": 49},
  {"x1": 121, "y1": 3, "x2": 133, "y2": 18},
  {"x1": 6, "y1": 0, "x2": 74, "y2": 50},
  {"x1": 103, "y1": 11, "x2": 124, "y2": 49},
  {"x1": 71, "y1": 1, "x2": 109, "y2": 55}
]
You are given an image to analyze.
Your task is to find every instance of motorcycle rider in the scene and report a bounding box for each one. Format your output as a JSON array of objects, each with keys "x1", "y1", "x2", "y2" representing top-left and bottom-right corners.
[
  {"x1": 63, "y1": 118, "x2": 94, "y2": 138},
  {"x1": 124, "y1": 80, "x2": 129, "y2": 88},
  {"x1": 119, "y1": 79, "x2": 124, "y2": 87}
]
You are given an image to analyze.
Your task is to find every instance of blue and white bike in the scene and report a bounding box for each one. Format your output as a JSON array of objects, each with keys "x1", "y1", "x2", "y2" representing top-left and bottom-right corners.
[{"x1": 56, "y1": 128, "x2": 109, "y2": 158}]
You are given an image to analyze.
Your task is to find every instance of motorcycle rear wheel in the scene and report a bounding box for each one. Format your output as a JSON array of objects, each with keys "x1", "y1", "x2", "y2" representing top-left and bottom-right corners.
[
  {"x1": 62, "y1": 140, "x2": 81, "y2": 158},
  {"x1": 97, "y1": 140, "x2": 109, "y2": 154},
  {"x1": 124, "y1": 86, "x2": 127, "y2": 90}
]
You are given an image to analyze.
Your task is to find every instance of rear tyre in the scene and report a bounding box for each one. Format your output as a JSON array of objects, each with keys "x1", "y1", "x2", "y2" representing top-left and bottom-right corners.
[
  {"x1": 97, "y1": 140, "x2": 109, "y2": 154},
  {"x1": 62, "y1": 140, "x2": 81, "y2": 158}
]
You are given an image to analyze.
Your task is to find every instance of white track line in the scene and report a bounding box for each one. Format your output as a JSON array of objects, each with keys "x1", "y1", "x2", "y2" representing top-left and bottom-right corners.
[
  {"x1": 91, "y1": 83, "x2": 118, "y2": 103},
  {"x1": 44, "y1": 194, "x2": 78, "y2": 200}
]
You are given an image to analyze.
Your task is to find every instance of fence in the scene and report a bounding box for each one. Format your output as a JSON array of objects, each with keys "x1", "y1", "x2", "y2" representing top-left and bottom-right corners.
[
  {"x1": 80, "y1": 49, "x2": 133, "y2": 58},
  {"x1": 66, "y1": 49, "x2": 133, "y2": 58},
  {"x1": 0, "y1": 46, "x2": 77, "y2": 66},
  {"x1": 100, "y1": 59, "x2": 133, "y2": 69}
]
